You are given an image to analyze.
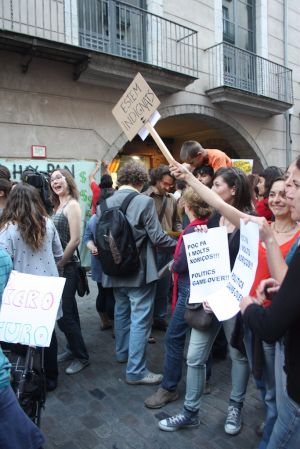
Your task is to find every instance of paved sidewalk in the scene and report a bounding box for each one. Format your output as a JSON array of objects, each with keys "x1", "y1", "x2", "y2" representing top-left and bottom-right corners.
[{"x1": 42, "y1": 282, "x2": 264, "y2": 449}]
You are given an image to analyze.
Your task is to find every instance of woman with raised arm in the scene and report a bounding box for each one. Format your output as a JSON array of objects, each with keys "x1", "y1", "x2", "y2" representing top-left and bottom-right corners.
[
  {"x1": 50, "y1": 169, "x2": 89, "y2": 375},
  {"x1": 245, "y1": 176, "x2": 300, "y2": 449},
  {"x1": 158, "y1": 167, "x2": 253, "y2": 435},
  {"x1": 240, "y1": 156, "x2": 300, "y2": 449}
]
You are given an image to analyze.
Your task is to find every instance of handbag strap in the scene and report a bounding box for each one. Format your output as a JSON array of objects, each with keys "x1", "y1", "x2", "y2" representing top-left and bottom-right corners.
[{"x1": 76, "y1": 248, "x2": 81, "y2": 263}]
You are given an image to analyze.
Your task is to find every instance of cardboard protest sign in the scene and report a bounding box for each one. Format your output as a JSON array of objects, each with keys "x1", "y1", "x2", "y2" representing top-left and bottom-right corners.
[
  {"x1": 112, "y1": 72, "x2": 160, "y2": 141},
  {"x1": 112, "y1": 73, "x2": 174, "y2": 163},
  {"x1": 206, "y1": 220, "x2": 259, "y2": 321},
  {"x1": 183, "y1": 227, "x2": 231, "y2": 304},
  {"x1": 0, "y1": 271, "x2": 66, "y2": 347}
]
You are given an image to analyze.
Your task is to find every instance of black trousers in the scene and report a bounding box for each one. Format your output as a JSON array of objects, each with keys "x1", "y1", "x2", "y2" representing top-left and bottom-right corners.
[{"x1": 57, "y1": 263, "x2": 89, "y2": 362}]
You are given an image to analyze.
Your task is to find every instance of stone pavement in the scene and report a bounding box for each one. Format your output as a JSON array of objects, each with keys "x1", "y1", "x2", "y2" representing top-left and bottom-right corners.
[{"x1": 42, "y1": 281, "x2": 264, "y2": 449}]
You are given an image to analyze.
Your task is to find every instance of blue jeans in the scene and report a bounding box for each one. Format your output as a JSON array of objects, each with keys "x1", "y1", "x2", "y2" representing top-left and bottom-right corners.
[
  {"x1": 0, "y1": 385, "x2": 45, "y2": 449},
  {"x1": 57, "y1": 263, "x2": 89, "y2": 362},
  {"x1": 113, "y1": 282, "x2": 156, "y2": 381},
  {"x1": 258, "y1": 341, "x2": 277, "y2": 449},
  {"x1": 162, "y1": 281, "x2": 190, "y2": 391},
  {"x1": 266, "y1": 341, "x2": 300, "y2": 449},
  {"x1": 184, "y1": 315, "x2": 250, "y2": 413},
  {"x1": 153, "y1": 249, "x2": 173, "y2": 321},
  {"x1": 244, "y1": 326, "x2": 277, "y2": 449}
]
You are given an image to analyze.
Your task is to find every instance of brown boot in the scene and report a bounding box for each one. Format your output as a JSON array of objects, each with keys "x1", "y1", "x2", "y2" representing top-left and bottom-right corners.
[
  {"x1": 144, "y1": 387, "x2": 179, "y2": 409},
  {"x1": 99, "y1": 313, "x2": 112, "y2": 330}
]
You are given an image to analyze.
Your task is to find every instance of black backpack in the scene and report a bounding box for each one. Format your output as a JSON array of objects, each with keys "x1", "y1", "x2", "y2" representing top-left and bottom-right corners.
[
  {"x1": 22, "y1": 166, "x2": 53, "y2": 214},
  {"x1": 96, "y1": 192, "x2": 140, "y2": 276}
]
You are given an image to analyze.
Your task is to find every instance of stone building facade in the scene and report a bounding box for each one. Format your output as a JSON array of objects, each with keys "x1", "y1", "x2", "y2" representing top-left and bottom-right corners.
[{"x1": 0, "y1": 0, "x2": 298, "y2": 175}]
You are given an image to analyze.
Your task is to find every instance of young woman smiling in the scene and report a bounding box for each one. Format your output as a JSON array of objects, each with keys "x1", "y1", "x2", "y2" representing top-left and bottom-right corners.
[
  {"x1": 240, "y1": 159, "x2": 300, "y2": 449},
  {"x1": 245, "y1": 177, "x2": 300, "y2": 449},
  {"x1": 50, "y1": 169, "x2": 89, "y2": 375}
]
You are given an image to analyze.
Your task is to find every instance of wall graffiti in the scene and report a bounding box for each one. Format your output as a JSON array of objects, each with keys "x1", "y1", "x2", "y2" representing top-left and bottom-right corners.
[{"x1": 0, "y1": 159, "x2": 99, "y2": 266}]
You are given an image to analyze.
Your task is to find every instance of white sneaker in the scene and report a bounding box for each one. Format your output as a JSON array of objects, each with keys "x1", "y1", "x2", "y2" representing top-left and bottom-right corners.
[
  {"x1": 224, "y1": 404, "x2": 242, "y2": 435},
  {"x1": 126, "y1": 371, "x2": 163, "y2": 385},
  {"x1": 65, "y1": 360, "x2": 89, "y2": 375}
]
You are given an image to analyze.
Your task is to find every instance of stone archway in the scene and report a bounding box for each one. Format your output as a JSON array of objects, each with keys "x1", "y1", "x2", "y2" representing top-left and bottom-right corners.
[{"x1": 107, "y1": 103, "x2": 267, "y2": 171}]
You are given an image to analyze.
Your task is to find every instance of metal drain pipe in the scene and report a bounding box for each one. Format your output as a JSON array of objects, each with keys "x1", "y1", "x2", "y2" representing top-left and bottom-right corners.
[{"x1": 284, "y1": 0, "x2": 292, "y2": 168}]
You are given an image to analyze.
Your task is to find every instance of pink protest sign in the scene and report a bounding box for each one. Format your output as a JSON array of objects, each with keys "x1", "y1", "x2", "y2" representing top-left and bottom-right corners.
[{"x1": 0, "y1": 271, "x2": 65, "y2": 347}]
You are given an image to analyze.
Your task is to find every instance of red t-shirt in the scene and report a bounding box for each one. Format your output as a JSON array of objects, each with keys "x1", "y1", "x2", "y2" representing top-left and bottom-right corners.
[
  {"x1": 255, "y1": 198, "x2": 273, "y2": 221},
  {"x1": 90, "y1": 181, "x2": 101, "y2": 215},
  {"x1": 250, "y1": 229, "x2": 300, "y2": 307}
]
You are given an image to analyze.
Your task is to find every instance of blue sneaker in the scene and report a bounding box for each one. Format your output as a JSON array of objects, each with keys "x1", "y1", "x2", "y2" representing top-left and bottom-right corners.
[{"x1": 158, "y1": 412, "x2": 199, "y2": 432}]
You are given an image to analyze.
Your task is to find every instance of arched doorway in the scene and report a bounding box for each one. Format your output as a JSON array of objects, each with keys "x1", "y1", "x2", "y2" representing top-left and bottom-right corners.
[{"x1": 108, "y1": 105, "x2": 266, "y2": 173}]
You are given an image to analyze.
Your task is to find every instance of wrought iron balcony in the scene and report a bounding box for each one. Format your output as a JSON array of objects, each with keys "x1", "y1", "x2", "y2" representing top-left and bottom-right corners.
[
  {"x1": 206, "y1": 42, "x2": 293, "y2": 116},
  {"x1": 0, "y1": 0, "x2": 199, "y2": 81}
]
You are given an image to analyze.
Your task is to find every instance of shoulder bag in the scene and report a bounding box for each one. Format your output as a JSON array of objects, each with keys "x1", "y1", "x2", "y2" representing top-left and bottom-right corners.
[
  {"x1": 184, "y1": 302, "x2": 213, "y2": 331},
  {"x1": 75, "y1": 249, "x2": 90, "y2": 297}
]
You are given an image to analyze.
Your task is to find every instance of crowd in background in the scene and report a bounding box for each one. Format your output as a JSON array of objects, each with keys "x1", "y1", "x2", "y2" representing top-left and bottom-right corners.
[{"x1": 0, "y1": 139, "x2": 299, "y2": 449}]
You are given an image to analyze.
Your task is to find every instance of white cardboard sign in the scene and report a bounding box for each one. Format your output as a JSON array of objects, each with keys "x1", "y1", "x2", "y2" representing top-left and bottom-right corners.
[
  {"x1": 183, "y1": 227, "x2": 231, "y2": 304},
  {"x1": 112, "y1": 72, "x2": 160, "y2": 141},
  {"x1": 0, "y1": 271, "x2": 66, "y2": 347},
  {"x1": 207, "y1": 220, "x2": 259, "y2": 321}
]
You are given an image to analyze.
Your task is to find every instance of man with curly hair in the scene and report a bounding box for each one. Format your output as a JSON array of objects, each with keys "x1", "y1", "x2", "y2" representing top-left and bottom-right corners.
[
  {"x1": 143, "y1": 165, "x2": 182, "y2": 331},
  {"x1": 100, "y1": 162, "x2": 177, "y2": 385}
]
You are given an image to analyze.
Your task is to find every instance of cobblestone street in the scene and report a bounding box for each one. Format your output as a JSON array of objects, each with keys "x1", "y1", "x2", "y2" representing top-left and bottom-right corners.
[{"x1": 42, "y1": 281, "x2": 264, "y2": 449}]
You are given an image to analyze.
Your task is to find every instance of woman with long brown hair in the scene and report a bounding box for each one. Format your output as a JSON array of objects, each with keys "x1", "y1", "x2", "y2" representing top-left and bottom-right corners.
[
  {"x1": 50, "y1": 169, "x2": 89, "y2": 375},
  {"x1": 0, "y1": 182, "x2": 63, "y2": 391}
]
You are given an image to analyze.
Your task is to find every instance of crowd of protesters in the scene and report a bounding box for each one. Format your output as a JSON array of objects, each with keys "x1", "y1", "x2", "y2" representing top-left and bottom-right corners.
[{"x1": 0, "y1": 139, "x2": 299, "y2": 449}]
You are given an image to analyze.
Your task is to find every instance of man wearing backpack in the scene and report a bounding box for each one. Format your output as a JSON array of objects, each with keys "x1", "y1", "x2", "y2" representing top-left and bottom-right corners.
[
  {"x1": 98, "y1": 162, "x2": 176, "y2": 385},
  {"x1": 143, "y1": 165, "x2": 182, "y2": 331}
]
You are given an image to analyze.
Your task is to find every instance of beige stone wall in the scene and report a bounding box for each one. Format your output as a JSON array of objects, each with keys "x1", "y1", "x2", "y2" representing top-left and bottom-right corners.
[{"x1": 0, "y1": 51, "x2": 121, "y2": 161}]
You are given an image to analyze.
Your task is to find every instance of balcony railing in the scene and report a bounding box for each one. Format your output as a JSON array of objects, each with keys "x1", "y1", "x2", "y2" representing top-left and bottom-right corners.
[
  {"x1": 0, "y1": 0, "x2": 199, "y2": 77},
  {"x1": 206, "y1": 42, "x2": 293, "y2": 105}
]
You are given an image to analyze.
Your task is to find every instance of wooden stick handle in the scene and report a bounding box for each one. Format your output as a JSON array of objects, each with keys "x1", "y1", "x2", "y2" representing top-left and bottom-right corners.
[{"x1": 144, "y1": 122, "x2": 174, "y2": 164}]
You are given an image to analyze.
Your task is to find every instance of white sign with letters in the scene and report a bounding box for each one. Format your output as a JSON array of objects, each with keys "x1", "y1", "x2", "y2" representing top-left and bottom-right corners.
[
  {"x1": 207, "y1": 220, "x2": 259, "y2": 321},
  {"x1": 0, "y1": 271, "x2": 66, "y2": 347},
  {"x1": 183, "y1": 227, "x2": 231, "y2": 304}
]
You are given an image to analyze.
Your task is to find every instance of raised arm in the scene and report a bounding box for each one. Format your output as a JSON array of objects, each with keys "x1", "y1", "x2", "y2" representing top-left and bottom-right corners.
[
  {"x1": 169, "y1": 160, "x2": 245, "y2": 228},
  {"x1": 89, "y1": 161, "x2": 101, "y2": 185},
  {"x1": 258, "y1": 219, "x2": 289, "y2": 283}
]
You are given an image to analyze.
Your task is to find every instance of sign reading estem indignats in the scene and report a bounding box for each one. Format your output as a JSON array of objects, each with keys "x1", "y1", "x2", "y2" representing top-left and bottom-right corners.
[
  {"x1": 0, "y1": 271, "x2": 65, "y2": 347},
  {"x1": 112, "y1": 72, "x2": 160, "y2": 141}
]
